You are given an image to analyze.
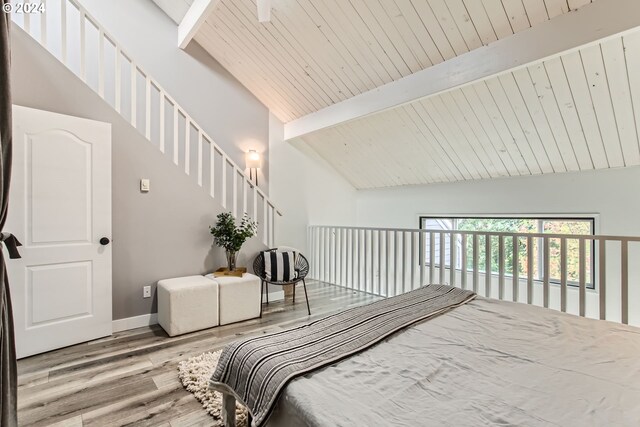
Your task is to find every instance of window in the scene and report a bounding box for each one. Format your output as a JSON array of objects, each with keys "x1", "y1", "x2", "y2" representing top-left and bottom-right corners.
[{"x1": 419, "y1": 216, "x2": 595, "y2": 289}]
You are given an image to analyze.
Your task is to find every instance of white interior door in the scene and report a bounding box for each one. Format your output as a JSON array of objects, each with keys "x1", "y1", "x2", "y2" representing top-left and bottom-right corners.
[{"x1": 7, "y1": 105, "x2": 112, "y2": 359}]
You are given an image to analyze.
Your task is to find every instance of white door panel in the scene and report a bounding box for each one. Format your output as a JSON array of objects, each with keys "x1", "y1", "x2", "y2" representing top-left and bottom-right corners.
[{"x1": 7, "y1": 105, "x2": 112, "y2": 358}]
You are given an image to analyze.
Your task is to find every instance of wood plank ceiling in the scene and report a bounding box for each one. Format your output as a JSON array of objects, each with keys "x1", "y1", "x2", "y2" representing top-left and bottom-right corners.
[
  {"x1": 194, "y1": 0, "x2": 595, "y2": 122},
  {"x1": 302, "y1": 29, "x2": 640, "y2": 189}
]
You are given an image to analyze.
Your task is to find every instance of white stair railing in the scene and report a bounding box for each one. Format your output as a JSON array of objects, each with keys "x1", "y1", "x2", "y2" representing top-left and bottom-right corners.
[
  {"x1": 10, "y1": 0, "x2": 280, "y2": 246},
  {"x1": 309, "y1": 225, "x2": 640, "y2": 326}
]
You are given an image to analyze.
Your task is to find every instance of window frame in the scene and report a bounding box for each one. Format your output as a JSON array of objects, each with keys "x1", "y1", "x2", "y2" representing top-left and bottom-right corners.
[{"x1": 418, "y1": 214, "x2": 597, "y2": 290}]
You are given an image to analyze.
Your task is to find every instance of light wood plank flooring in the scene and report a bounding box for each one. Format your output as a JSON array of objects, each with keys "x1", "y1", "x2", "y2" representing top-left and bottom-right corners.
[{"x1": 17, "y1": 281, "x2": 379, "y2": 427}]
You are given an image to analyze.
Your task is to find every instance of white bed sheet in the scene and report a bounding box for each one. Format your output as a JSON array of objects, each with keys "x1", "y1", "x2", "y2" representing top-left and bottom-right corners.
[{"x1": 267, "y1": 297, "x2": 640, "y2": 426}]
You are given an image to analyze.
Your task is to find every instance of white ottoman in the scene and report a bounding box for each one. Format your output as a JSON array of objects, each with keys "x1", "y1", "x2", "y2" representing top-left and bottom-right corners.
[
  {"x1": 157, "y1": 275, "x2": 219, "y2": 337},
  {"x1": 205, "y1": 273, "x2": 261, "y2": 325}
]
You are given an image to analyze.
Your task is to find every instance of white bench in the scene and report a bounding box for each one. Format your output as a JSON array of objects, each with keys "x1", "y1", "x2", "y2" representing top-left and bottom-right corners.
[
  {"x1": 157, "y1": 275, "x2": 219, "y2": 337},
  {"x1": 157, "y1": 273, "x2": 261, "y2": 336},
  {"x1": 205, "y1": 273, "x2": 261, "y2": 325}
]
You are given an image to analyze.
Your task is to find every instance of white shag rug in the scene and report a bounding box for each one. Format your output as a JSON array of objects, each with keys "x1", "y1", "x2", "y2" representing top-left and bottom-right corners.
[{"x1": 178, "y1": 350, "x2": 249, "y2": 427}]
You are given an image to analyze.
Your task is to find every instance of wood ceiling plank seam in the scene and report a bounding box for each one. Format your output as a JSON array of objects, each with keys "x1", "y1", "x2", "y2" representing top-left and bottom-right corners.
[
  {"x1": 481, "y1": 0, "x2": 515, "y2": 39},
  {"x1": 579, "y1": 44, "x2": 625, "y2": 168},
  {"x1": 426, "y1": 0, "x2": 471, "y2": 55},
  {"x1": 336, "y1": 120, "x2": 402, "y2": 187},
  {"x1": 199, "y1": 24, "x2": 305, "y2": 121},
  {"x1": 567, "y1": 0, "x2": 591, "y2": 11},
  {"x1": 362, "y1": 111, "x2": 426, "y2": 185},
  {"x1": 601, "y1": 37, "x2": 640, "y2": 166},
  {"x1": 348, "y1": 0, "x2": 413, "y2": 77},
  {"x1": 409, "y1": 102, "x2": 469, "y2": 181},
  {"x1": 408, "y1": 0, "x2": 457, "y2": 61},
  {"x1": 396, "y1": 105, "x2": 458, "y2": 182},
  {"x1": 302, "y1": 130, "x2": 366, "y2": 188},
  {"x1": 376, "y1": 0, "x2": 440, "y2": 68},
  {"x1": 199, "y1": 20, "x2": 305, "y2": 119},
  {"x1": 194, "y1": 29, "x2": 296, "y2": 121},
  {"x1": 436, "y1": 92, "x2": 495, "y2": 178},
  {"x1": 232, "y1": 0, "x2": 340, "y2": 106},
  {"x1": 271, "y1": 1, "x2": 360, "y2": 100},
  {"x1": 526, "y1": 62, "x2": 581, "y2": 171},
  {"x1": 211, "y1": 9, "x2": 320, "y2": 117},
  {"x1": 324, "y1": 119, "x2": 397, "y2": 188},
  {"x1": 496, "y1": 73, "x2": 556, "y2": 173},
  {"x1": 500, "y1": 0, "x2": 531, "y2": 33},
  {"x1": 276, "y1": 1, "x2": 364, "y2": 99},
  {"x1": 466, "y1": 82, "x2": 531, "y2": 175},
  {"x1": 412, "y1": 100, "x2": 474, "y2": 181},
  {"x1": 541, "y1": 57, "x2": 595, "y2": 170},
  {"x1": 342, "y1": 120, "x2": 406, "y2": 187},
  {"x1": 422, "y1": 97, "x2": 485, "y2": 180},
  {"x1": 511, "y1": 67, "x2": 568, "y2": 172},
  {"x1": 450, "y1": 89, "x2": 513, "y2": 177},
  {"x1": 392, "y1": 0, "x2": 446, "y2": 66},
  {"x1": 388, "y1": 108, "x2": 450, "y2": 184},
  {"x1": 361, "y1": 0, "x2": 425, "y2": 74},
  {"x1": 521, "y1": 0, "x2": 550, "y2": 26},
  {"x1": 444, "y1": 0, "x2": 484, "y2": 51},
  {"x1": 311, "y1": 0, "x2": 392, "y2": 88},
  {"x1": 404, "y1": 104, "x2": 467, "y2": 181},
  {"x1": 542, "y1": 0, "x2": 569, "y2": 18},
  {"x1": 461, "y1": 0, "x2": 498, "y2": 46},
  {"x1": 460, "y1": 84, "x2": 522, "y2": 175},
  {"x1": 229, "y1": 0, "x2": 338, "y2": 107},
  {"x1": 559, "y1": 51, "x2": 610, "y2": 169},
  {"x1": 621, "y1": 31, "x2": 640, "y2": 163},
  {"x1": 219, "y1": 3, "x2": 327, "y2": 114},
  {"x1": 297, "y1": 0, "x2": 378, "y2": 93},
  {"x1": 483, "y1": 77, "x2": 542, "y2": 174},
  {"x1": 335, "y1": 1, "x2": 404, "y2": 82}
]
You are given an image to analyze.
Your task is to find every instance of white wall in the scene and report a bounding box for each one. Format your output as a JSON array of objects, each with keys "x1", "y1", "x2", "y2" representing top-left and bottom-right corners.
[
  {"x1": 356, "y1": 166, "x2": 640, "y2": 236},
  {"x1": 11, "y1": 23, "x2": 270, "y2": 320},
  {"x1": 78, "y1": 0, "x2": 271, "y2": 190},
  {"x1": 352, "y1": 166, "x2": 640, "y2": 325},
  {"x1": 269, "y1": 113, "x2": 357, "y2": 253}
]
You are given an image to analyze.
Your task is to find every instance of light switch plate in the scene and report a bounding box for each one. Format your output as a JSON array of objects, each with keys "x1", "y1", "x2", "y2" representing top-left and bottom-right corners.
[
  {"x1": 143, "y1": 286, "x2": 151, "y2": 298},
  {"x1": 140, "y1": 178, "x2": 150, "y2": 192}
]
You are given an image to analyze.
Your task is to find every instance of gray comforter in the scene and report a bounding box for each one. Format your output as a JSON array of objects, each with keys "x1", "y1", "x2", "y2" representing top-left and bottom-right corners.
[{"x1": 268, "y1": 297, "x2": 640, "y2": 426}]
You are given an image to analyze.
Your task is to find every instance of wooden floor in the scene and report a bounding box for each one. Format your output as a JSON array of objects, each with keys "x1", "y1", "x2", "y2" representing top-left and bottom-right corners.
[{"x1": 16, "y1": 281, "x2": 379, "y2": 427}]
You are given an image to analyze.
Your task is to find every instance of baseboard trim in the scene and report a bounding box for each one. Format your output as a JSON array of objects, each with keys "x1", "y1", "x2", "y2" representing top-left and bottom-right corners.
[
  {"x1": 112, "y1": 290, "x2": 285, "y2": 333},
  {"x1": 112, "y1": 313, "x2": 158, "y2": 333}
]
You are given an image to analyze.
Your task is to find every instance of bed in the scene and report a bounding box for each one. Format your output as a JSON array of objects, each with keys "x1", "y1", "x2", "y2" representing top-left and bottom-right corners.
[{"x1": 211, "y1": 285, "x2": 640, "y2": 427}]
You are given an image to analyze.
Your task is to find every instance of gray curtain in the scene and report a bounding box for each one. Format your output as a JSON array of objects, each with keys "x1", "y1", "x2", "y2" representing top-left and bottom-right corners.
[{"x1": 1, "y1": 3, "x2": 19, "y2": 426}]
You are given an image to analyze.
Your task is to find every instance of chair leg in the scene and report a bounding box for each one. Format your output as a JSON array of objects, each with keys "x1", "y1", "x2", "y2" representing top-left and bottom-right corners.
[
  {"x1": 302, "y1": 279, "x2": 310, "y2": 315},
  {"x1": 266, "y1": 282, "x2": 269, "y2": 305},
  {"x1": 260, "y1": 280, "x2": 264, "y2": 318},
  {"x1": 292, "y1": 283, "x2": 296, "y2": 303}
]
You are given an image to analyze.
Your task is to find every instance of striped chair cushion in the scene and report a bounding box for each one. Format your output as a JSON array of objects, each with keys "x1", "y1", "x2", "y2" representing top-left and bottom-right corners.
[{"x1": 263, "y1": 250, "x2": 296, "y2": 282}]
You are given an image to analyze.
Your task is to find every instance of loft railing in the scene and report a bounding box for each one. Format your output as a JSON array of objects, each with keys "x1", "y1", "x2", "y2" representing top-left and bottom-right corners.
[
  {"x1": 308, "y1": 225, "x2": 640, "y2": 326},
  {"x1": 9, "y1": 0, "x2": 280, "y2": 246}
]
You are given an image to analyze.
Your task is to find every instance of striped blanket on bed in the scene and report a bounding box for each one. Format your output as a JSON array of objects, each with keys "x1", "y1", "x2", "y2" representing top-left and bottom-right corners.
[{"x1": 209, "y1": 284, "x2": 476, "y2": 426}]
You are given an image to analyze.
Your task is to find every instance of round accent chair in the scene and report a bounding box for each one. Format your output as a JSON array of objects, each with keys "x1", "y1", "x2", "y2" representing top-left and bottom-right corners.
[{"x1": 253, "y1": 248, "x2": 311, "y2": 316}]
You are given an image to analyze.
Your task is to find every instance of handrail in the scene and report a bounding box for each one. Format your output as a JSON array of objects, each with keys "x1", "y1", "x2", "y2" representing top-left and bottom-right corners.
[
  {"x1": 311, "y1": 225, "x2": 640, "y2": 242},
  {"x1": 11, "y1": 0, "x2": 281, "y2": 245},
  {"x1": 308, "y1": 225, "x2": 638, "y2": 326}
]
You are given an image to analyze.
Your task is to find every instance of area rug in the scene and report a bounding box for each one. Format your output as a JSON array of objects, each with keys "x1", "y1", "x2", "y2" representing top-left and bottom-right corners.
[{"x1": 178, "y1": 351, "x2": 249, "y2": 427}]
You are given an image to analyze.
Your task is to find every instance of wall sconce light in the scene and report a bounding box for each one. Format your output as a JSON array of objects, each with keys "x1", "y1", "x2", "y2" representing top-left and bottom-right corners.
[{"x1": 246, "y1": 150, "x2": 261, "y2": 186}]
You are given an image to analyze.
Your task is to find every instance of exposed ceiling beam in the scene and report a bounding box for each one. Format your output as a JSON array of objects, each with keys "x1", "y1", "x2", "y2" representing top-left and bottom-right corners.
[
  {"x1": 178, "y1": 0, "x2": 220, "y2": 49},
  {"x1": 284, "y1": 0, "x2": 640, "y2": 140}
]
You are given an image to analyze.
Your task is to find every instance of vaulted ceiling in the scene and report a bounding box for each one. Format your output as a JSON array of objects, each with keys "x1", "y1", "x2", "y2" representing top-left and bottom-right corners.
[
  {"x1": 155, "y1": 0, "x2": 594, "y2": 122},
  {"x1": 302, "y1": 31, "x2": 640, "y2": 188},
  {"x1": 148, "y1": 0, "x2": 640, "y2": 190}
]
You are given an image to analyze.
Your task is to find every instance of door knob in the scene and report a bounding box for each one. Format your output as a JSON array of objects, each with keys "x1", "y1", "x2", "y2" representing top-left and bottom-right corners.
[{"x1": 99, "y1": 237, "x2": 110, "y2": 246}]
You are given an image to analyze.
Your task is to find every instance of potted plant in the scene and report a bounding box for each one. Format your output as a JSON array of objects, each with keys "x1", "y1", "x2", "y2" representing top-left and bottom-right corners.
[{"x1": 209, "y1": 212, "x2": 257, "y2": 271}]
